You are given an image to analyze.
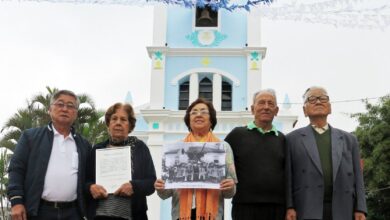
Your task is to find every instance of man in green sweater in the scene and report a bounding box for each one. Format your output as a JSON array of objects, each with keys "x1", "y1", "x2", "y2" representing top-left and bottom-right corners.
[
  {"x1": 285, "y1": 86, "x2": 367, "y2": 220},
  {"x1": 225, "y1": 89, "x2": 286, "y2": 220}
]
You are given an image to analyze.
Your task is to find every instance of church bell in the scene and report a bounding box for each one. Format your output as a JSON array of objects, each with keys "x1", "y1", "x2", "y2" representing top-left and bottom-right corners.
[{"x1": 197, "y1": 8, "x2": 213, "y2": 25}]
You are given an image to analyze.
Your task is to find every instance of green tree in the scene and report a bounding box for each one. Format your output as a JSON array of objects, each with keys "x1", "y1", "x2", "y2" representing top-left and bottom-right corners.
[
  {"x1": 73, "y1": 93, "x2": 108, "y2": 146},
  {"x1": 0, "y1": 102, "x2": 39, "y2": 152},
  {"x1": 0, "y1": 150, "x2": 11, "y2": 220},
  {"x1": 353, "y1": 95, "x2": 390, "y2": 220}
]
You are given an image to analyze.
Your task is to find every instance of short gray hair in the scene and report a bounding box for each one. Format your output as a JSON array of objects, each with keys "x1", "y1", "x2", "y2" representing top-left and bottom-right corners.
[
  {"x1": 253, "y1": 89, "x2": 277, "y2": 104},
  {"x1": 302, "y1": 86, "x2": 328, "y2": 102},
  {"x1": 50, "y1": 90, "x2": 80, "y2": 108}
]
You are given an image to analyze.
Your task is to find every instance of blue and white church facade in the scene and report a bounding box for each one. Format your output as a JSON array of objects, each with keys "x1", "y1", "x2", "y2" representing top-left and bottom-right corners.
[{"x1": 131, "y1": 4, "x2": 297, "y2": 219}]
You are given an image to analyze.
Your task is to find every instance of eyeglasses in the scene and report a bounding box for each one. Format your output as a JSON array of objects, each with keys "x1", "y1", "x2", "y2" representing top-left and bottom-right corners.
[
  {"x1": 52, "y1": 102, "x2": 77, "y2": 110},
  {"x1": 306, "y1": 95, "x2": 329, "y2": 104},
  {"x1": 190, "y1": 110, "x2": 209, "y2": 116}
]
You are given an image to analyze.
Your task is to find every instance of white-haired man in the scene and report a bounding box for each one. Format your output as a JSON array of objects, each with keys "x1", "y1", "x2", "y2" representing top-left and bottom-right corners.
[
  {"x1": 286, "y1": 86, "x2": 367, "y2": 220},
  {"x1": 225, "y1": 89, "x2": 287, "y2": 220}
]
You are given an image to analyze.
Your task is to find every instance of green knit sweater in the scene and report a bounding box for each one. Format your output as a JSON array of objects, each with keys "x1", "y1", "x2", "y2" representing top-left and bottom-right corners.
[{"x1": 313, "y1": 128, "x2": 333, "y2": 202}]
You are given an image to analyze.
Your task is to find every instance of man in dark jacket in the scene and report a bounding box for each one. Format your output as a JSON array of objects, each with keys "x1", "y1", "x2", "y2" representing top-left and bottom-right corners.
[
  {"x1": 7, "y1": 90, "x2": 91, "y2": 220},
  {"x1": 285, "y1": 86, "x2": 367, "y2": 220}
]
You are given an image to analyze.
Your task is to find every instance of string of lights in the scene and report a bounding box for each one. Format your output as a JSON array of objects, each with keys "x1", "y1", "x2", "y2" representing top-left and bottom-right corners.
[
  {"x1": 2, "y1": 0, "x2": 390, "y2": 29},
  {"x1": 258, "y1": 0, "x2": 390, "y2": 29},
  {"x1": 277, "y1": 96, "x2": 384, "y2": 105},
  {"x1": 1, "y1": 0, "x2": 273, "y2": 11}
]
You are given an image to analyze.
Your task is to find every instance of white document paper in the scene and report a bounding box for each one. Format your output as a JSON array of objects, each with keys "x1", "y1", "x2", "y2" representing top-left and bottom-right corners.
[
  {"x1": 96, "y1": 146, "x2": 132, "y2": 193},
  {"x1": 161, "y1": 142, "x2": 226, "y2": 189}
]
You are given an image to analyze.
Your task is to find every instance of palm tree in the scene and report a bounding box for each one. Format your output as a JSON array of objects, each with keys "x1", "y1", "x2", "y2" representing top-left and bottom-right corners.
[
  {"x1": 77, "y1": 108, "x2": 108, "y2": 146},
  {"x1": 73, "y1": 93, "x2": 108, "y2": 145},
  {"x1": 30, "y1": 86, "x2": 56, "y2": 125},
  {"x1": 0, "y1": 102, "x2": 38, "y2": 152},
  {"x1": 0, "y1": 150, "x2": 11, "y2": 220}
]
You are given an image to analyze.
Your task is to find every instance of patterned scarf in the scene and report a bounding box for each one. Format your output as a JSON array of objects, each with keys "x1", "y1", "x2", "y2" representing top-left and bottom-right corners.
[{"x1": 179, "y1": 132, "x2": 220, "y2": 220}]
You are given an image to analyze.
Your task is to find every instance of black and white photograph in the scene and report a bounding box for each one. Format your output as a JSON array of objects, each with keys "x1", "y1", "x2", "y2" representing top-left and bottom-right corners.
[{"x1": 162, "y1": 142, "x2": 226, "y2": 189}]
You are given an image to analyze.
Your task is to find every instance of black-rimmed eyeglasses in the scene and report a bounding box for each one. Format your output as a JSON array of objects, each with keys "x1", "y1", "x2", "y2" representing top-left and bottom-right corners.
[
  {"x1": 52, "y1": 102, "x2": 77, "y2": 110},
  {"x1": 306, "y1": 95, "x2": 329, "y2": 104}
]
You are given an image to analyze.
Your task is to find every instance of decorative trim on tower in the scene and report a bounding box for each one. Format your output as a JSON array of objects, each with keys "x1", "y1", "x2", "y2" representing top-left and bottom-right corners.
[
  {"x1": 150, "y1": 50, "x2": 166, "y2": 109},
  {"x1": 249, "y1": 51, "x2": 260, "y2": 70},
  {"x1": 247, "y1": 50, "x2": 263, "y2": 109},
  {"x1": 147, "y1": 47, "x2": 266, "y2": 57},
  {"x1": 185, "y1": 30, "x2": 227, "y2": 47},
  {"x1": 201, "y1": 57, "x2": 211, "y2": 66},
  {"x1": 153, "y1": 51, "x2": 165, "y2": 70}
]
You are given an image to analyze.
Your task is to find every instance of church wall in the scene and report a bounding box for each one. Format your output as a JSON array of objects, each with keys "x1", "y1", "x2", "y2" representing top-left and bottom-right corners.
[
  {"x1": 166, "y1": 6, "x2": 193, "y2": 48},
  {"x1": 219, "y1": 10, "x2": 247, "y2": 47}
]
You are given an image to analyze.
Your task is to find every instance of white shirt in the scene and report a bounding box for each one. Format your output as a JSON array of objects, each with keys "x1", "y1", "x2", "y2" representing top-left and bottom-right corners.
[{"x1": 41, "y1": 126, "x2": 79, "y2": 202}]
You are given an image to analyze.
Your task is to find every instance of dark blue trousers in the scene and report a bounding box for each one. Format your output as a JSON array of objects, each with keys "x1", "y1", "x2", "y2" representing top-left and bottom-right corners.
[
  {"x1": 29, "y1": 204, "x2": 82, "y2": 220},
  {"x1": 232, "y1": 203, "x2": 286, "y2": 220}
]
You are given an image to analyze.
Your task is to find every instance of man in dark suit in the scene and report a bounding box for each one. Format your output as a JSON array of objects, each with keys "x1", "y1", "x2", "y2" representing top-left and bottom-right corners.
[
  {"x1": 286, "y1": 86, "x2": 367, "y2": 220},
  {"x1": 7, "y1": 90, "x2": 90, "y2": 220}
]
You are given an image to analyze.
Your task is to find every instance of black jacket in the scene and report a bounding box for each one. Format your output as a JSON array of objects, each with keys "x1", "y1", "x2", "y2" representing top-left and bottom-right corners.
[
  {"x1": 7, "y1": 123, "x2": 91, "y2": 218},
  {"x1": 86, "y1": 137, "x2": 156, "y2": 220}
]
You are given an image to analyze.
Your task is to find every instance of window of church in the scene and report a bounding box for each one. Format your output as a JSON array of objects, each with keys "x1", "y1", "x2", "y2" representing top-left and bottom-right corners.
[
  {"x1": 178, "y1": 76, "x2": 232, "y2": 111},
  {"x1": 179, "y1": 81, "x2": 190, "y2": 110},
  {"x1": 222, "y1": 81, "x2": 232, "y2": 111},
  {"x1": 199, "y1": 77, "x2": 213, "y2": 102}
]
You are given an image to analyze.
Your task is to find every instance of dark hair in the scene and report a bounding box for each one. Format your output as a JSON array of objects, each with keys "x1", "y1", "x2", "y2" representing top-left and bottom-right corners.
[
  {"x1": 50, "y1": 90, "x2": 80, "y2": 108},
  {"x1": 184, "y1": 98, "x2": 217, "y2": 131},
  {"x1": 105, "y1": 103, "x2": 136, "y2": 133}
]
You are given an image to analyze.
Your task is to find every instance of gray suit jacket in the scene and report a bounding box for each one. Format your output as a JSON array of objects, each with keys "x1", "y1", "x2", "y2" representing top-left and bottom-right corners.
[{"x1": 286, "y1": 125, "x2": 367, "y2": 220}]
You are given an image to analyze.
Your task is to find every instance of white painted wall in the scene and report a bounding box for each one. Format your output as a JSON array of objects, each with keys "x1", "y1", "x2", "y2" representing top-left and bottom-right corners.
[
  {"x1": 247, "y1": 9, "x2": 261, "y2": 47},
  {"x1": 153, "y1": 5, "x2": 167, "y2": 46}
]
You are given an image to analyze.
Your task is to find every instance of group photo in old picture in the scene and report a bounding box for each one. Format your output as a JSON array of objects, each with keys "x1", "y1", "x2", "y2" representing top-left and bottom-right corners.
[{"x1": 161, "y1": 142, "x2": 226, "y2": 189}]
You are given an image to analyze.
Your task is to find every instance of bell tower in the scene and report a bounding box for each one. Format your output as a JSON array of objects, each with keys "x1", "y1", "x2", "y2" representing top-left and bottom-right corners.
[{"x1": 133, "y1": 4, "x2": 297, "y2": 219}]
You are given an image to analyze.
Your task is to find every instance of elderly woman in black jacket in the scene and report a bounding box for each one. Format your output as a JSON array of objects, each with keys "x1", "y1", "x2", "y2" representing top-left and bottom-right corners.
[{"x1": 86, "y1": 103, "x2": 156, "y2": 220}]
